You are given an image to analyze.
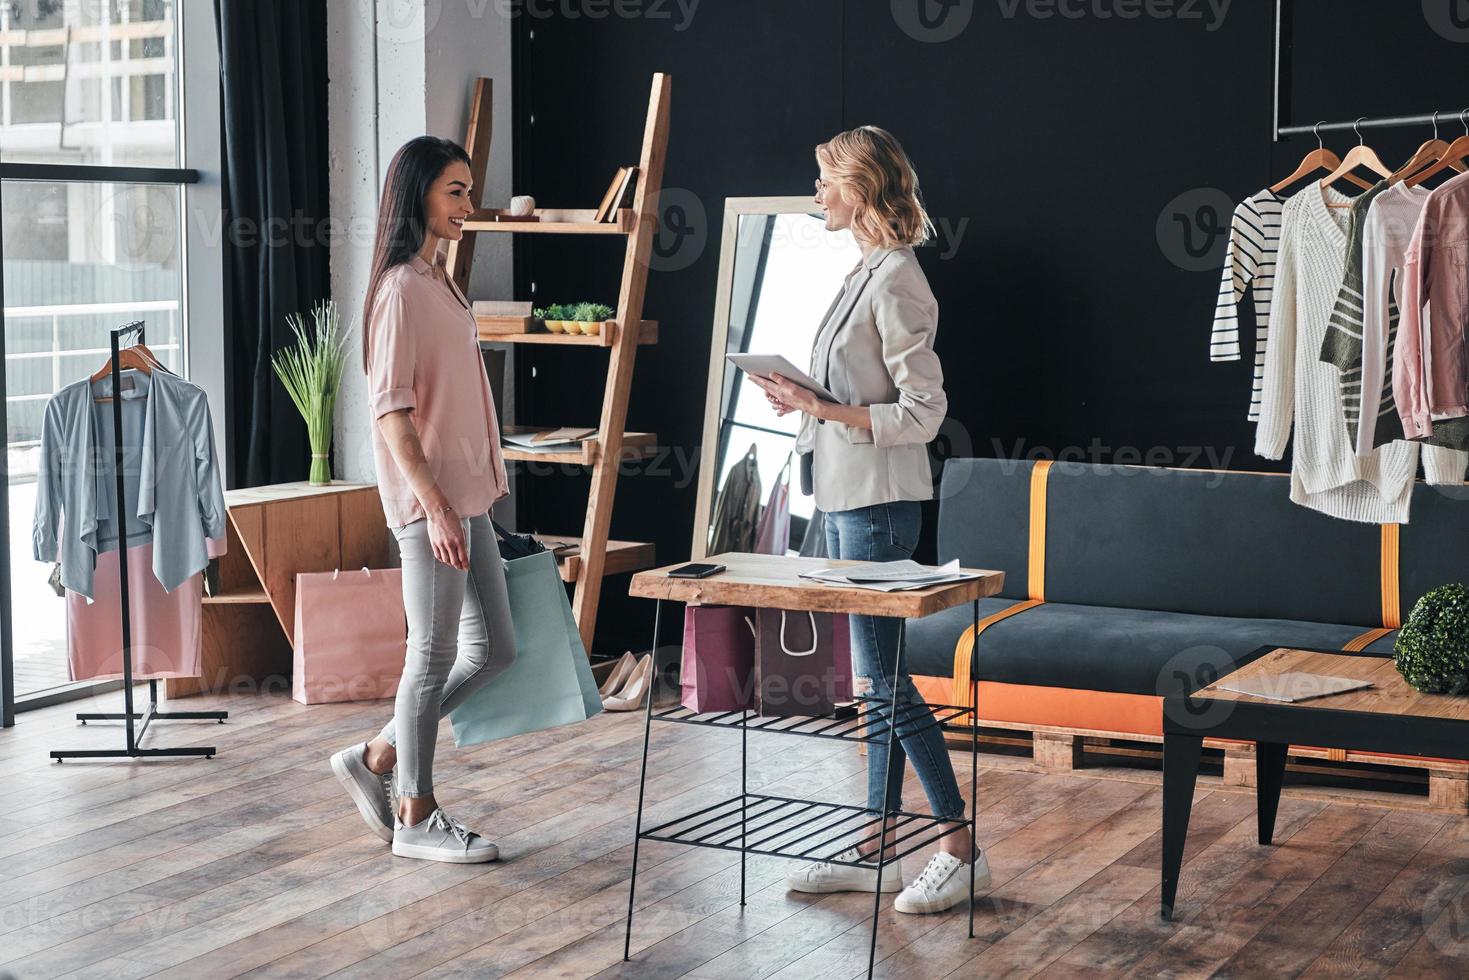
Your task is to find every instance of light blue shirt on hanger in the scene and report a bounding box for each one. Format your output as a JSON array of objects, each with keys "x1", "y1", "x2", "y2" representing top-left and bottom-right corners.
[{"x1": 33, "y1": 368, "x2": 227, "y2": 600}]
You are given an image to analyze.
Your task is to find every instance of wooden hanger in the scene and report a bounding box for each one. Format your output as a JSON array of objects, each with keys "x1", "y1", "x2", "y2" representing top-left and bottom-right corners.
[
  {"x1": 91, "y1": 343, "x2": 156, "y2": 402},
  {"x1": 1389, "y1": 112, "x2": 1449, "y2": 185},
  {"x1": 1270, "y1": 121, "x2": 1356, "y2": 193},
  {"x1": 1406, "y1": 108, "x2": 1469, "y2": 187},
  {"x1": 1319, "y1": 118, "x2": 1390, "y2": 205}
]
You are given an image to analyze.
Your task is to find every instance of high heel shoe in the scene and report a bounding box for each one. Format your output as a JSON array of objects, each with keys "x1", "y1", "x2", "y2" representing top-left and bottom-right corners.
[
  {"x1": 598, "y1": 651, "x2": 638, "y2": 698},
  {"x1": 602, "y1": 653, "x2": 653, "y2": 711}
]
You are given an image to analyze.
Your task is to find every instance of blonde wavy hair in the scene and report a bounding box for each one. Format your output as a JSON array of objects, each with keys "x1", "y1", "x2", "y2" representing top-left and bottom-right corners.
[{"x1": 816, "y1": 126, "x2": 934, "y2": 250}]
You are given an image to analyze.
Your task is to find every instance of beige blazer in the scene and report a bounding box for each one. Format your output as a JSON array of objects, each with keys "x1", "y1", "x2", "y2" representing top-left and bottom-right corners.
[{"x1": 794, "y1": 245, "x2": 946, "y2": 513}]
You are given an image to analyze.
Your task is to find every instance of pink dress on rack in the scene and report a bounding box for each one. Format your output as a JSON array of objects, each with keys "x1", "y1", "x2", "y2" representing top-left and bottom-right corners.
[{"x1": 65, "y1": 540, "x2": 222, "y2": 682}]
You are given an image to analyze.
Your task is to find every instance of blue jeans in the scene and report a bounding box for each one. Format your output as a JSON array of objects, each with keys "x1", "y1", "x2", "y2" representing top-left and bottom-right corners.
[{"x1": 825, "y1": 500, "x2": 966, "y2": 820}]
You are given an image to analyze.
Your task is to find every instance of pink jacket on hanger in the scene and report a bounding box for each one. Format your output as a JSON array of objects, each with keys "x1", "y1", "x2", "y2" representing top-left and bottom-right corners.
[{"x1": 1395, "y1": 170, "x2": 1469, "y2": 439}]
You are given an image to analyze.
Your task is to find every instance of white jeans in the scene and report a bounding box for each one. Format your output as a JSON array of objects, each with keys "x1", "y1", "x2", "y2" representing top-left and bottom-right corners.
[{"x1": 378, "y1": 513, "x2": 517, "y2": 797}]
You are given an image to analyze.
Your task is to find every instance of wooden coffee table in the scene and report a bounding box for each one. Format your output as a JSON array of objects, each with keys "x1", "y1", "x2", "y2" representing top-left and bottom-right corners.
[{"x1": 1160, "y1": 645, "x2": 1469, "y2": 919}]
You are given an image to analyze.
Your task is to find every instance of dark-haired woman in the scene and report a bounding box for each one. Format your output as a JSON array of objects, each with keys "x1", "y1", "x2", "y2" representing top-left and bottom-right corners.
[{"x1": 329, "y1": 136, "x2": 515, "y2": 864}]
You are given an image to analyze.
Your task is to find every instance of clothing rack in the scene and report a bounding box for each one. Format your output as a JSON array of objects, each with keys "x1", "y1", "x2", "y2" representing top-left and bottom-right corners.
[
  {"x1": 51, "y1": 322, "x2": 226, "y2": 762},
  {"x1": 1278, "y1": 112, "x2": 1469, "y2": 140},
  {"x1": 1271, "y1": 0, "x2": 1467, "y2": 140}
]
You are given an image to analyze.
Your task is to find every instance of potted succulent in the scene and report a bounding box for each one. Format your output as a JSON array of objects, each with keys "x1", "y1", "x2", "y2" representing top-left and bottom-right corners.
[
  {"x1": 538, "y1": 303, "x2": 573, "y2": 333},
  {"x1": 571, "y1": 302, "x2": 615, "y2": 336},
  {"x1": 271, "y1": 298, "x2": 350, "y2": 486}
]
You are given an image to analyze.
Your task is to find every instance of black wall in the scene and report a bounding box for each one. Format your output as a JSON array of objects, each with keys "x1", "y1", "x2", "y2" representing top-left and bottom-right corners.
[{"x1": 511, "y1": 0, "x2": 1469, "y2": 656}]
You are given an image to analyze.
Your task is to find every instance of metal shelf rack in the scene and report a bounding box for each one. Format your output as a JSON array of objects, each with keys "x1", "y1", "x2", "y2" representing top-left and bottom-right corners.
[{"x1": 623, "y1": 596, "x2": 982, "y2": 980}]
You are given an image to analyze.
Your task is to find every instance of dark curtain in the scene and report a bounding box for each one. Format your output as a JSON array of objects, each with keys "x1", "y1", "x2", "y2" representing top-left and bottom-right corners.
[{"x1": 215, "y1": 0, "x2": 330, "y2": 487}]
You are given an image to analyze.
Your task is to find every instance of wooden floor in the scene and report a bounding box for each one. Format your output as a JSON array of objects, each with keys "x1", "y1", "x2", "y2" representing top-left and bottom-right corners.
[{"x1": 1, "y1": 686, "x2": 1468, "y2": 979}]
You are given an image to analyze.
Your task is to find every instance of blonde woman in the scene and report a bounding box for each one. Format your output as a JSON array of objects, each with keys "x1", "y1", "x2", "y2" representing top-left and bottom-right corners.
[{"x1": 751, "y1": 126, "x2": 985, "y2": 914}]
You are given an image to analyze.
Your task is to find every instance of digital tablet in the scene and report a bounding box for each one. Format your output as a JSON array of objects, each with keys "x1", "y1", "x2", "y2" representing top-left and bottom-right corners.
[{"x1": 725, "y1": 353, "x2": 837, "y2": 401}]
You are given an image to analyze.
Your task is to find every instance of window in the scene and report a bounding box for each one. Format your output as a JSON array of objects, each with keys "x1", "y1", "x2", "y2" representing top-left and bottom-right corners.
[{"x1": 1, "y1": 0, "x2": 193, "y2": 707}]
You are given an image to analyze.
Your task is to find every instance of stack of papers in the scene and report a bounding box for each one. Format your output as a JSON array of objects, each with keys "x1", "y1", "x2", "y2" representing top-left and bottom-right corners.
[
  {"x1": 501, "y1": 426, "x2": 596, "y2": 453},
  {"x1": 798, "y1": 559, "x2": 981, "y2": 592}
]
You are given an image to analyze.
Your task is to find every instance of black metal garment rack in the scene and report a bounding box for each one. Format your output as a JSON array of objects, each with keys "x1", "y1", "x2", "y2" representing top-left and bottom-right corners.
[
  {"x1": 50, "y1": 321, "x2": 226, "y2": 762},
  {"x1": 622, "y1": 597, "x2": 981, "y2": 980}
]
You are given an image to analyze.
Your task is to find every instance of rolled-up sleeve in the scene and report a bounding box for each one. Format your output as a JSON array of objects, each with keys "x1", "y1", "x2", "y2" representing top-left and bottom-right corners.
[
  {"x1": 868, "y1": 265, "x2": 947, "y2": 448},
  {"x1": 368, "y1": 285, "x2": 416, "y2": 419}
]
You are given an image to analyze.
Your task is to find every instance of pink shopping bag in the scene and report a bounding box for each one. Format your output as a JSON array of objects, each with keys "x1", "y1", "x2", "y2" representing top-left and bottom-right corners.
[
  {"x1": 680, "y1": 604, "x2": 757, "y2": 713},
  {"x1": 292, "y1": 567, "x2": 407, "y2": 705}
]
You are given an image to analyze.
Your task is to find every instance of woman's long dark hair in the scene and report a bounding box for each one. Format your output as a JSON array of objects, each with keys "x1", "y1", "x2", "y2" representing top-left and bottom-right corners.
[{"x1": 361, "y1": 136, "x2": 473, "y2": 372}]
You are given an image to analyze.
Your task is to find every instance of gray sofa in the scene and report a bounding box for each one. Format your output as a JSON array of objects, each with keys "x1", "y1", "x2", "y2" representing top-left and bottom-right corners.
[{"x1": 903, "y1": 458, "x2": 1469, "y2": 734}]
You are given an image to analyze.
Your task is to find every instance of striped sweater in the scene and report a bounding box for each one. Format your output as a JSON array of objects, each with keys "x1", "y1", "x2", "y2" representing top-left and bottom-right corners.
[
  {"x1": 1211, "y1": 188, "x2": 1284, "y2": 421},
  {"x1": 1318, "y1": 180, "x2": 1389, "y2": 444},
  {"x1": 1255, "y1": 183, "x2": 1465, "y2": 523}
]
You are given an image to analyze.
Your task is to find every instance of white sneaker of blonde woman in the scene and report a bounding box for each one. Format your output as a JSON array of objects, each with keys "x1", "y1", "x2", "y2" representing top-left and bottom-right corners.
[
  {"x1": 893, "y1": 850, "x2": 993, "y2": 914},
  {"x1": 784, "y1": 848, "x2": 903, "y2": 894}
]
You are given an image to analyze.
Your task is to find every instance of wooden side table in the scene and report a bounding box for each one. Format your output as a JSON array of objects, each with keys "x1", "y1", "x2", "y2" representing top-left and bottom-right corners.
[
  {"x1": 1161, "y1": 646, "x2": 1469, "y2": 919},
  {"x1": 622, "y1": 551, "x2": 1005, "y2": 979},
  {"x1": 166, "y1": 482, "x2": 391, "y2": 698}
]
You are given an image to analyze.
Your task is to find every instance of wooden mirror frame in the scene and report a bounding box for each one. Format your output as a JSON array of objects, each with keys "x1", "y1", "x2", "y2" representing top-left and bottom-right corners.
[{"x1": 689, "y1": 196, "x2": 846, "y2": 560}]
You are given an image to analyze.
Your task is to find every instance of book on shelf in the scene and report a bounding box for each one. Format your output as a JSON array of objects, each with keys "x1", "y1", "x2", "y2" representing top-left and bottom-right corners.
[
  {"x1": 607, "y1": 166, "x2": 639, "y2": 220},
  {"x1": 472, "y1": 300, "x2": 533, "y2": 316},
  {"x1": 502, "y1": 426, "x2": 597, "y2": 452},
  {"x1": 593, "y1": 167, "x2": 629, "y2": 223}
]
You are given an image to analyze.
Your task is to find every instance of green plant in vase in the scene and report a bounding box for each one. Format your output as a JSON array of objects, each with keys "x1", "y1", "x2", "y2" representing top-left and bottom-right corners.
[{"x1": 272, "y1": 298, "x2": 350, "y2": 486}]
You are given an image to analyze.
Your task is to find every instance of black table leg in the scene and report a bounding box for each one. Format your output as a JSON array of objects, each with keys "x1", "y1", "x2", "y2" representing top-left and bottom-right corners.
[
  {"x1": 1256, "y1": 741, "x2": 1288, "y2": 846},
  {"x1": 624, "y1": 598, "x2": 662, "y2": 961},
  {"x1": 1160, "y1": 733, "x2": 1201, "y2": 921}
]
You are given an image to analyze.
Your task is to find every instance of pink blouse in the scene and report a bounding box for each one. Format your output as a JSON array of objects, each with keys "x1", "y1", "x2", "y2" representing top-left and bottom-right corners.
[{"x1": 366, "y1": 253, "x2": 508, "y2": 527}]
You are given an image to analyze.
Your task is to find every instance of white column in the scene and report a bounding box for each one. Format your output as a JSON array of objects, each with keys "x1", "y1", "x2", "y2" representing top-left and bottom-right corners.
[{"x1": 328, "y1": 0, "x2": 515, "y2": 488}]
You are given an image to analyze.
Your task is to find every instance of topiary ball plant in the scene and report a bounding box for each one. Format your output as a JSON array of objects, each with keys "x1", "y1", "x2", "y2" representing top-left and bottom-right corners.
[{"x1": 1394, "y1": 583, "x2": 1469, "y2": 695}]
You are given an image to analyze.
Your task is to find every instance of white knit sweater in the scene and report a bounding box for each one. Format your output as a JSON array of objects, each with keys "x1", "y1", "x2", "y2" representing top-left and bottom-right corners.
[{"x1": 1255, "y1": 183, "x2": 1465, "y2": 523}]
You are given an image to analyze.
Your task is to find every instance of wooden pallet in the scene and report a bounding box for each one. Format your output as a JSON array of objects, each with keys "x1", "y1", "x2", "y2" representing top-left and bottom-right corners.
[
  {"x1": 938, "y1": 718, "x2": 1469, "y2": 814},
  {"x1": 447, "y1": 75, "x2": 670, "y2": 655}
]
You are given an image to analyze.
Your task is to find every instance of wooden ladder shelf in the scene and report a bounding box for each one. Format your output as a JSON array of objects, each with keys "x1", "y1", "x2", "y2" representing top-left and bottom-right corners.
[{"x1": 447, "y1": 73, "x2": 671, "y2": 656}]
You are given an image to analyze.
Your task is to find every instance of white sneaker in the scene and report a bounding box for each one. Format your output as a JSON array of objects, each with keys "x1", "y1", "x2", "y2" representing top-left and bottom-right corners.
[
  {"x1": 392, "y1": 808, "x2": 500, "y2": 864},
  {"x1": 785, "y1": 848, "x2": 903, "y2": 894},
  {"x1": 893, "y1": 850, "x2": 992, "y2": 914}
]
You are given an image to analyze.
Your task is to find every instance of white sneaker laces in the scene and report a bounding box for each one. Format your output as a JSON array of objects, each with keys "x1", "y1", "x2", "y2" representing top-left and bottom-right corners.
[
  {"x1": 910, "y1": 854, "x2": 959, "y2": 895},
  {"x1": 429, "y1": 809, "x2": 474, "y2": 847}
]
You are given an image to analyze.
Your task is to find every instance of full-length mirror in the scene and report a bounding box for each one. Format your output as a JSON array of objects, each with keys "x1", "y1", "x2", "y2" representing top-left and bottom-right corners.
[{"x1": 692, "y1": 197, "x2": 862, "y2": 560}]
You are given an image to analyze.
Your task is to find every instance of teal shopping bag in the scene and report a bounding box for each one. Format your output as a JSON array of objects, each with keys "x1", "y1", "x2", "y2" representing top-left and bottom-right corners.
[{"x1": 449, "y1": 549, "x2": 603, "y2": 746}]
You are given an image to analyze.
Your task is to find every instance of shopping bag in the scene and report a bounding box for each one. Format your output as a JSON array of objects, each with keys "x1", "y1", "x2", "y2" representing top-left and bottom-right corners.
[
  {"x1": 680, "y1": 604, "x2": 757, "y2": 713},
  {"x1": 749, "y1": 609, "x2": 852, "y2": 717},
  {"x1": 449, "y1": 549, "x2": 602, "y2": 746},
  {"x1": 292, "y1": 567, "x2": 406, "y2": 705}
]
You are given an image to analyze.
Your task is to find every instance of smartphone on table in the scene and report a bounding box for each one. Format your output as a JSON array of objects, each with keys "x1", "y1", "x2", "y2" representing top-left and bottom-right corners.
[{"x1": 667, "y1": 562, "x2": 726, "y2": 579}]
